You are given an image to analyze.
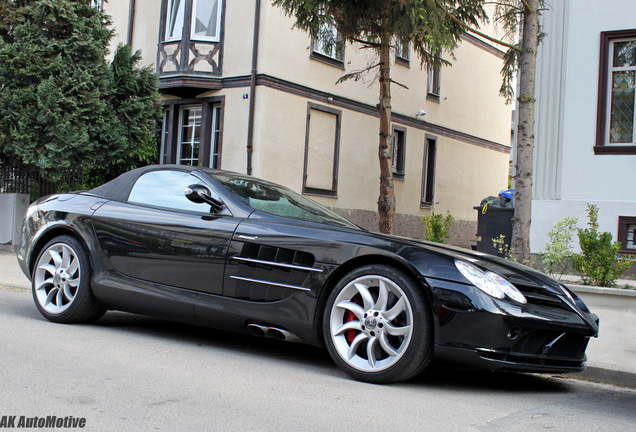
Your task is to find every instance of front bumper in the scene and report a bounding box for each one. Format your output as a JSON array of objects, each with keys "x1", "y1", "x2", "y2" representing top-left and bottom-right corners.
[{"x1": 424, "y1": 276, "x2": 599, "y2": 373}]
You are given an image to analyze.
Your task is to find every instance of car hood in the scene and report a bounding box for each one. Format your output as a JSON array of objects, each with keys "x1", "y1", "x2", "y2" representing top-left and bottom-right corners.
[{"x1": 366, "y1": 231, "x2": 576, "y2": 296}]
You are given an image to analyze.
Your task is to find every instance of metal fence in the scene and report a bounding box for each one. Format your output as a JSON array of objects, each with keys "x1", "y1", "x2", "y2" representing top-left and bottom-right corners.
[{"x1": 0, "y1": 161, "x2": 84, "y2": 202}]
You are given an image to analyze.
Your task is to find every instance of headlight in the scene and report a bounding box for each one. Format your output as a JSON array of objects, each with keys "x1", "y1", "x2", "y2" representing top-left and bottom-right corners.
[{"x1": 455, "y1": 260, "x2": 527, "y2": 304}]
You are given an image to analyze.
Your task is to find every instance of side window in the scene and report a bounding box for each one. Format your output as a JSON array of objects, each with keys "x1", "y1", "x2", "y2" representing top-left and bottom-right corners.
[{"x1": 128, "y1": 170, "x2": 218, "y2": 212}]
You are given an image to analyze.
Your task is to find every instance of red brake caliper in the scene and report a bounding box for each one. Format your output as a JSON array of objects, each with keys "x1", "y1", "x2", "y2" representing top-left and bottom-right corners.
[
  {"x1": 346, "y1": 310, "x2": 356, "y2": 343},
  {"x1": 346, "y1": 295, "x2": 361, "y2": 343}
]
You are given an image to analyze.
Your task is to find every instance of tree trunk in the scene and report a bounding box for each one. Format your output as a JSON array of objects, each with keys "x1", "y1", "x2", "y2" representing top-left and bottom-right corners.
[
  {"x1": 512, "y1": 0, "x2": 540, "y2": 262},
  {"x1": 377, "y1": 26, "x2": 395, "y2": 234}
]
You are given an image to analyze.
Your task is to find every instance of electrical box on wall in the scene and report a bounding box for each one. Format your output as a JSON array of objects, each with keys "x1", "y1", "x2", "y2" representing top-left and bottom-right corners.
[{"x1": 0, "y1": 193, "x2": 30, "y2": 249}]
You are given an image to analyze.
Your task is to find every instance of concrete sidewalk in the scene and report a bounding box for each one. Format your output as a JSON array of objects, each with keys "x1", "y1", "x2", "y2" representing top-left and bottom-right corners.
[{"x1": 1, "y1": 248, "x2": 634, "y2": 388}]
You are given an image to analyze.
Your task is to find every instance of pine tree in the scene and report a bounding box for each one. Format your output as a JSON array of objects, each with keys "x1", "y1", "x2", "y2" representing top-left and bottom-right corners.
[{"x1": 0, "y1": 0, "x2": 159, "y2": 184}]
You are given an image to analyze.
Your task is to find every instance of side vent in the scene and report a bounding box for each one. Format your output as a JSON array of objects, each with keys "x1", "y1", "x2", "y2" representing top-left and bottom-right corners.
[{"x1": 226, "y1": 243, "x2": 321, "y2": 301}]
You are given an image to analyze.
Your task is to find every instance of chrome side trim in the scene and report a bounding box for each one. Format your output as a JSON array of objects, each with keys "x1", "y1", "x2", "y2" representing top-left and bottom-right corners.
[
  {"x1": 230, "y1": 276, "x2": 311, "y2": 291},
  {"x1": 231, "y1": 256, "x2": 323, "y2": 273}
]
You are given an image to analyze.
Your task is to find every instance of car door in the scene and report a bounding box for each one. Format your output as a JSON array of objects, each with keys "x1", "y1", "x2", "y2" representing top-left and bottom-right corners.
[{"x1": 91, "y1": 169, "x2": 240, "y2": 295}]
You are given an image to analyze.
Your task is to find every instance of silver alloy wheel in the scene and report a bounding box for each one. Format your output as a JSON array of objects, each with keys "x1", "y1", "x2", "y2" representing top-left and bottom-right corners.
[
  {"x1": 33, "y1": 242, "x2": 81, "y2": 314},
  {"x1": 328, "y1": 275, "x2": 414, "y2": 372}
]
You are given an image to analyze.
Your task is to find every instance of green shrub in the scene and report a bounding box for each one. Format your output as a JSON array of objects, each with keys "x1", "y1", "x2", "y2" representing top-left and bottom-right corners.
[
  {"x1": 571, "y1": 204, "x2": 634, "y2": 287},
  {"x1": 422, "y1": 210, "x2": 454, "y2": 244},
  {"x1": 541, "y1": 217, "x2": 578, "y2": 280},
  {"x1": 492, "y1": 234, "x2": 516, "y2": 261}
]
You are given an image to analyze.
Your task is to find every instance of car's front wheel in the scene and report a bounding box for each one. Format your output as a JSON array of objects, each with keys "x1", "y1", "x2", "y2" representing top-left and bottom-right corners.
[
  {"x1": 323, "y1": 265, "x2": 433, "y2": 383},
  {"x1": 32, "y1": 235, "x2": 105, "y2": 323}
]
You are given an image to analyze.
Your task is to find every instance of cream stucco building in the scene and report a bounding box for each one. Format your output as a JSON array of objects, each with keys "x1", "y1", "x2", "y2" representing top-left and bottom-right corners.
[{"x1": 103, "y1": 0, "x2": 512, "y2": 246}]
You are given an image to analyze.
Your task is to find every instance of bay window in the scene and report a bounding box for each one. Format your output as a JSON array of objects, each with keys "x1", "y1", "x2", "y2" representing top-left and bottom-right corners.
[{"x1": 158, "y1": 0, "x2": 223, "y2": 82}]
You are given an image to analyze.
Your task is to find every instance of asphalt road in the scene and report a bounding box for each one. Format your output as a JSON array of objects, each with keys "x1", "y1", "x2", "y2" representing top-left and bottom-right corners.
[{"x1": 1, "y1": 287, "x2": 635, "y2": 432}]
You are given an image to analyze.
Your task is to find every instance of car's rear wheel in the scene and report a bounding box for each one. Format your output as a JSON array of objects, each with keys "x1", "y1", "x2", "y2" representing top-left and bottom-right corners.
[
  {"x1": 323, "y1": 265, "x2": 433, "y2": 383},
  {"x1": 32, "y1": 235, "x2": 105, "y2": 323}
]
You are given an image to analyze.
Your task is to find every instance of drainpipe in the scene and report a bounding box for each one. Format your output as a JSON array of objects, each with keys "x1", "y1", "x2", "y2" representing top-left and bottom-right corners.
[
  {"x1": 246, "y1": 0, "x2": 261, "y2": 175},
  {"x1": 126, "y1": 0, "x2": 135, "y2": 46}
]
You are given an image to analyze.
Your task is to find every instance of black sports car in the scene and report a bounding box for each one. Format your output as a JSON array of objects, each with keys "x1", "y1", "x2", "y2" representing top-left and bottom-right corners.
[{"x1": 17, "y1": 165, "x2": 599, "y2": 383}]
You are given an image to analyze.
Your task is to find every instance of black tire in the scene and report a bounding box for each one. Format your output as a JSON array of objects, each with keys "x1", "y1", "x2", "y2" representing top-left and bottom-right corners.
[
  {"x1": 31, "y1": 235, "x2": 105, "y2": 323},
  {"x1": 323, "y1": 265, "x2": 433, "y2": 383}
]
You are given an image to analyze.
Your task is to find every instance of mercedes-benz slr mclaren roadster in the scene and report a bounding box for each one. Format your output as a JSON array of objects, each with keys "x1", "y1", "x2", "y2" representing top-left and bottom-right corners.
[{"x1": 17, "y1": 165, "x2": 599, "y2": 383}]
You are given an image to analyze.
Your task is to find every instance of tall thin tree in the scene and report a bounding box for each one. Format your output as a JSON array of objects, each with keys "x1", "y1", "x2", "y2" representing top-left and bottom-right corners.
[
  {"x1": 491, "y1": 0, "x2": 543, "y2": 262},
  {"x1": 441, "y1": 0, "x2": 544, "y2": 261},
  {"x1": 273, "y1": 0, "x2": 487, "y2": 234}
]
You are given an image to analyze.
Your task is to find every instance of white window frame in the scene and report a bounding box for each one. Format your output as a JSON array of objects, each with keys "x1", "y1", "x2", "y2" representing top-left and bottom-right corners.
[
  {"x1": 427, "y1": 66, "x2": 440, "y2": 97},
  {"x1": 164, "y1": 0, "x2": 185, "y2": 41},
  {"x1": 178, "y1": 105, "x2": 203, "y2": 166},
  {"x1": 190, "y1": 0, "x2": 223, "y2": 42},
  {"x1": 164, "y1": 0, "x2": 223, "y2": 43},
  {"x1": 312, "y1": 22, "x2": 343, "y2": 61},
  {"x1": 209, "y1": 105, "x2": 222, "y2": 168},
  {"x1": 396, "y1": 39, "x2": 410, "y2": 63}
]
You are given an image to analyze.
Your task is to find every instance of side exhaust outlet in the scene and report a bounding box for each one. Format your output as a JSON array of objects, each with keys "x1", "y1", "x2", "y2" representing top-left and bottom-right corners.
[{"x1": 247, "y1": 324, "x2": 301, "y2": 343}]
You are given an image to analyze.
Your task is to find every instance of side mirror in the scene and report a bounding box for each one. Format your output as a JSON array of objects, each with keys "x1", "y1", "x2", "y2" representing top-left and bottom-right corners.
[{"x1": 185, "y1": 184, "x2": 224, "y2": 212}]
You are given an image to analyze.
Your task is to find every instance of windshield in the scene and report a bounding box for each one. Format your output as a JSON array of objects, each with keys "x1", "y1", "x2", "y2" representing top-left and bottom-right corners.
[{"x1": 207, "y1": 171, "x2": 358, "y2": 229}]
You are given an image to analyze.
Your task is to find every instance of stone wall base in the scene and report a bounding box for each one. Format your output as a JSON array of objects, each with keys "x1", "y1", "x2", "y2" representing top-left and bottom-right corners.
[{"x1": 329, "y1": 207, "x2": 477, "y2": 249}]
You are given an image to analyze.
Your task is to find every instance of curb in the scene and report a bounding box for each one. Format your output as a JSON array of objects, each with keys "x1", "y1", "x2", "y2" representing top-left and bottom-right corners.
[{"x1": 567, "y1": 284, "x2": 636, "y2": 297}]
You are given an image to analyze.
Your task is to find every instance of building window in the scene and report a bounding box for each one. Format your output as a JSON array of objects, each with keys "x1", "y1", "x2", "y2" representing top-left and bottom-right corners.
[
  {"x1": 396, "y1": 39, "x2": 410, "y2": 67},
  {"x1": 595, "y1": 29, "x2": 636, "y2": 154},
  {"x1": 303, "y1": 103, "x2": 341, "y2": 196},
  {"x1": 178, "y1": 106, "x2": 202, "y2": 166},
  {"x1": 159, "y1": 109, "x2": 170, "y2": 164},
  {"x1": 427, "y1": 66, "x2": 441, "y2": 102},
  {"x1": 311, "y1": 21, "x2": 344, "y2": 67},
  {"x1": 158, "y1": 0, "x2": 223, "y2": 79},
  {"x1": 618, "y1": 216, "x2": 636, "y2": 253},
  {"x1": 165, "y1": 0, "x2": 185, "y2": 41},
  {"x1": 392, "y1": 126, "x2": 406, "y2": 179},
  {"x1": 427, "y1": 48, "x2": 441, "y2": 102},
  {"x1": 90, "y1": 0, "x2": 103, "y2": 11},
  {"x1": 191, "y1": 0, "x2": 222, "y2": 42},
  {"x1": 421, "y1": 135, "x2": 437, "y2": 207},
  {"x1": 160, "y1": 98, "x2": 223, "y2": 168},
  {"x1": 209, "y1": 105, "x2": 222, "y2": 168},
  {"x1": 164, "y1": 0, "x2": 222, "y2": 42}
]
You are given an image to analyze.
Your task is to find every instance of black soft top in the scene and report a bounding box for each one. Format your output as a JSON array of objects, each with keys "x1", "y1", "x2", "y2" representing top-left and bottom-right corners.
[{"x1": 87, "y1": 165, "x2": 199, "y2": 201}]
